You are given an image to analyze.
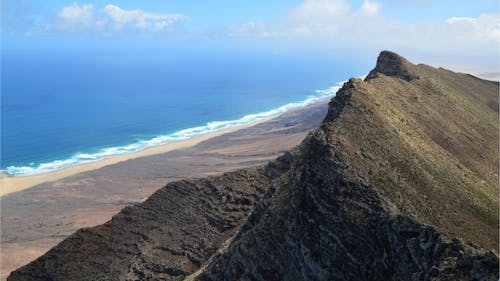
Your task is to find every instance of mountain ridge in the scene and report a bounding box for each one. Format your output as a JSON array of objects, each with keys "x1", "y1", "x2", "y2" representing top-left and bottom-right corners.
[{"x1": 8, "y1": 51, "x2": 499, "y2": 281}]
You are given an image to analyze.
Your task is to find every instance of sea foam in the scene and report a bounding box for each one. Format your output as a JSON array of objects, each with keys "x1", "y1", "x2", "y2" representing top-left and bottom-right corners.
[{"x1": 4, "y1": 83, "x2": 341, "y2": 176}]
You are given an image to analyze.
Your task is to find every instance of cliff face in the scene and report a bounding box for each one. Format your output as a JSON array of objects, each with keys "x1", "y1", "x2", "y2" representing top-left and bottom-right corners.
[
  {"x1": 9, "y1": 51, "x2": 499, "y2": 281},
  {"x1": 7, "y1": 163, "x2": 293, "y2": 281}
]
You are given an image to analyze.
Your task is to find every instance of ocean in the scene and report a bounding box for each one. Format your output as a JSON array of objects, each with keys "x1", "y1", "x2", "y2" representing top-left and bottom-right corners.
[{"x1": 1, "y1": 46, "x2": 367, "y2": 175}]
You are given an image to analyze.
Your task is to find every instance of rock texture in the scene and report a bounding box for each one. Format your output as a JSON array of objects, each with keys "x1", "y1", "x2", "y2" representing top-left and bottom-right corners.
[
  {"x1": 7, "y1": 163, "x2": 292, "y2": 281},
  {"x1": 8, "y1": 51, "x2": 499, "y2": 281},
  {"x1": 366, "y1": 51, "x2": 419, "y2": 81}
]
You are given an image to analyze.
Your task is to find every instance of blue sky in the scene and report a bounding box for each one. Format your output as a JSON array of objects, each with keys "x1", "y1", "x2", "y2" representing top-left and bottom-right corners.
[
  {"x1": 2, "y1": 1, "x2": 498, "y2": 28},
  {"x1": 2, "y1": 0, "x2": 499, "y2": 75}
]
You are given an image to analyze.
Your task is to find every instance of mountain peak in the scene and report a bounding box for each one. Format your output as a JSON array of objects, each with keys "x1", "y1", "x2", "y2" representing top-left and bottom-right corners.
[{"x1": 366, "y1": 50, "x2": 419, "y2": 81}]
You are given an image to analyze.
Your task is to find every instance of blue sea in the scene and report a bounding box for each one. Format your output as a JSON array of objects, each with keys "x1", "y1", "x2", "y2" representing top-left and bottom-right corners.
[{"x1": 1, "y1": 45, "x2": 368, "y2": 176}]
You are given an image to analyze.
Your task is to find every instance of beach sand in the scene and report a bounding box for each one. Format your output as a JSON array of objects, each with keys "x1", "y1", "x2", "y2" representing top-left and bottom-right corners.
[
  {"x1": 0, "y1": 121, "x2": 266, "y2": 197},
  {"x1": 0, "y1": 101, "x2": 329, "y2": 280}
]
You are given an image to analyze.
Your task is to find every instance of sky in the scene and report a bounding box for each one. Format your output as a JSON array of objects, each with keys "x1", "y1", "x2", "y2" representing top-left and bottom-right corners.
[{"x1": 1, "y1": 0, "x2": 499, "y2": 76}]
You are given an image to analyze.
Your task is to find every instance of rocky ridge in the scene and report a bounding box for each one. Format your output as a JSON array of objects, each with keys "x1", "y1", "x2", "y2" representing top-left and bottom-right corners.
[{"x1": 8, "y1": 51, "x2": 499, "y2": 281}]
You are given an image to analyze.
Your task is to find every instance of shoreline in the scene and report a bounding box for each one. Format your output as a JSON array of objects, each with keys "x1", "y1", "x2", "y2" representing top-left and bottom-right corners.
[
  {"x1": 2, "y1": 85, "x2": 341, "y2": 179},
  {"x1": 0, "y1": 99, "x2": 331, "y2": 280},
  {"x1": 0, "y1": 119, "x2": 266, "y2": 197}
]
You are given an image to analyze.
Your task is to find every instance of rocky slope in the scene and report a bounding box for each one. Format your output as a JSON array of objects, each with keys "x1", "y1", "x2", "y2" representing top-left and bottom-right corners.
[{"x1": 8, "y1": 51, "x2": 499, "y2": 281}]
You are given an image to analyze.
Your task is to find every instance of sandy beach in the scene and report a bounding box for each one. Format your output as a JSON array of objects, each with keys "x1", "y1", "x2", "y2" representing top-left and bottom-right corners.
[
  {"x1": 0, "y1": 120, "x2": 266, "y2": 197},
  {"x1": 1, "y1": 101, "x2": 329, "y2": 280}
]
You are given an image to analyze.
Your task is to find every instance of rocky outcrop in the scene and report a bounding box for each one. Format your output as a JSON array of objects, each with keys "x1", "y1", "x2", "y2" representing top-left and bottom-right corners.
[
  {"x1": 7, "y1": 163, "x2": 292, "y2": 281},
  {"x1": 9, "y1": 52, "x2": 499, "y2": 281},
  {"x1": 365, "y1": 50, "x2": 419, "y2": 81}
]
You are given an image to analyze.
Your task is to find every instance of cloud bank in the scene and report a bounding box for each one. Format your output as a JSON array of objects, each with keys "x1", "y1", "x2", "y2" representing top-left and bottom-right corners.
[
  {"x1": 229, "y1": 0, "x2": 499, "y2": 56},
  {"x1": 4, "y1": 0, "x2": 497, "y2": 70},
  {"x1": 49, "y1": 3, "x2": 185, "y2": 33}
]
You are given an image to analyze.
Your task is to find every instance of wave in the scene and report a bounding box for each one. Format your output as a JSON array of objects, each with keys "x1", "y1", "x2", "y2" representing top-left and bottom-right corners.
[{"x1": 3, "y1": 83, "x2": 342, "y2": 176}]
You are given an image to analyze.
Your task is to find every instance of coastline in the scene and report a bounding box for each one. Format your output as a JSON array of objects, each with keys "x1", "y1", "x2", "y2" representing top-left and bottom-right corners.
[
  {"x1": 1, "y1": 100, "x2": 331, "y2": 280},
  {"x1": 0, "y1": 119, "x2": 265, "y2": 197},
  {"x1": 1, "y1": 85, "x2": 341, "y2": 196}
]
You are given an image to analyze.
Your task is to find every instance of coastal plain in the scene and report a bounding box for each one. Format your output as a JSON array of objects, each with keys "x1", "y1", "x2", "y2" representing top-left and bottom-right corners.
[
  {"x1": 0, "y1": 101, "x2": 329, "y2": 280},
  {"x1": 0, "y1": 120, "x2": 265, "y2": 196}
]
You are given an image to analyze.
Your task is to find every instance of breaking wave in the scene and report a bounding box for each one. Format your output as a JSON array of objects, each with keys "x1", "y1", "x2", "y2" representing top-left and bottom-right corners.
[{"x1": 3, "y1": 83, "x2": 341, "y2": 176}]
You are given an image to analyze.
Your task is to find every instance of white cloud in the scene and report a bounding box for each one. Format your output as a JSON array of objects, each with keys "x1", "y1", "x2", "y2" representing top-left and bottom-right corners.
[
  {"x1": 102, "y1": 4, "x2": 185, "y2": 31},
  {"x1": 49, "y1": 3, "x2": 185, "y2": 33},
  {"x1": 290, "y1": 0, "x2": 351, "y2": 22},
  {"x1": 54, "y1": 3, "x2": 94, "y2": 31},
  {"x1": 230, "y1": 0, "x2": 385, "y2": 38},
  {"x1": 58, "y1": 3, "x2": 93, "y2": 22},
  {"x1": 230, "y1": 0, "x2": 499, "y2": 56},
  {"x1": 445, "y1": 14, "x2": 500, "y2": 43},
  {"x1": 445, "y1": 17, "x2": 477, "y2": 24},
  {"x1": 359, "y1": 0, "x2": 380, "y2": 15}
]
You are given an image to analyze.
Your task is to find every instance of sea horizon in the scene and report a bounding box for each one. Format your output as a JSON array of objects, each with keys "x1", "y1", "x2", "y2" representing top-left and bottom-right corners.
[
  {"x1": 1, "y1": 83, "x2": 342, "y2": 176},
  {"x1": 1, "y1": 39, "x2": 370, "y2": 177}
]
